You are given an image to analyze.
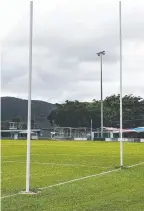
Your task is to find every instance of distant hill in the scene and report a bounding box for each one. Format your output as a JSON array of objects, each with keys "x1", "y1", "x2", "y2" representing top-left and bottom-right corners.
[{"x1": 1, "y1": 97, "x2": 56, "y2": 125}]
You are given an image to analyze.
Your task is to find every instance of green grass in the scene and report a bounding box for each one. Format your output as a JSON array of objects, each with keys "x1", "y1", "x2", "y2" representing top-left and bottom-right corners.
[{"x1": 1, "y1": 140, "x2": 144, "y2": 211}]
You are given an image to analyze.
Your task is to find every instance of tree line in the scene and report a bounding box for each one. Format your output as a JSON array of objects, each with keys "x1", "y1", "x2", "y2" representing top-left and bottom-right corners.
[{"x1": 47, "y1": 94, "x2": 144, "y2": 129}]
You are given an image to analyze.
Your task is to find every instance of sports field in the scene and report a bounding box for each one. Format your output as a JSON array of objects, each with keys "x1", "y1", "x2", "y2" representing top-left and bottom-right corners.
[{"x1": 1, "y1": 140, "x2": 144, "y2": 211}]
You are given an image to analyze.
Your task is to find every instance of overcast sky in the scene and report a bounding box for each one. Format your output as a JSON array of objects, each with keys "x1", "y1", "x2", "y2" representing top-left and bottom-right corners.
[{"x1": 0, "y1": 0, "x2": 144, "y2": 103}]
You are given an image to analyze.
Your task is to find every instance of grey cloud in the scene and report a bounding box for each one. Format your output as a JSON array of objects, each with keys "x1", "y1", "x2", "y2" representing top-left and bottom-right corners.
[{"x1": 1, "y1": 0, "x2": 144, "y2": 102}]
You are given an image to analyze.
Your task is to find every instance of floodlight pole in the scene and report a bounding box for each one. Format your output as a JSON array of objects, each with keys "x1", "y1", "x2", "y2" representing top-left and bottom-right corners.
[
  {"x1": 119, "y1": 1, "x2": 123, "y2": 168},
  {"x1": 26, "y1": 0, "x2": 33, "y2": 193},
  {"x1": 97, "y1": 51, "x2": 105, "y2": 139}
]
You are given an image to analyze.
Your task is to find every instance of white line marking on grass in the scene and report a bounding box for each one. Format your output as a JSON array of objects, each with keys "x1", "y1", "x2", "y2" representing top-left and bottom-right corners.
[
  {"x1": 3, "y1": 154, "x2": 61, "y2": 157},
  {"x1": 1, "y1": 168, "x2": 119, "y2": 199},
  {"x1": 2, "y1": 175, "x2": 26, "y2": 181},
  {"x1": 40, "y1": 168, "x2": 121, "y2": 190},
  {"x1": 2, "y1": 161, "x2": 108, "y2": 168},
  {"x1": 3, "y1": 153, "x2": 69, "y2": 158},
  {"x1": 1, "y1": 161, "x2": 144, "y2": 199},
  {"x1": 127, "y1": 161, "x2": 144, "y2": 168},
  {"x1": 2, "y1": 154, "x2": 100, "y2": 157},
  {"x1": 39, "y1": 161, "x2": 144, "y2": 190},
  {"x1": 2, "y1": 172, "x2": 60, "y2": 181},
  {"x1": 3, "y1": 153, "x2": 91, "y2": 158},
  {"x1": 1, "y1": 193, "x2": 20, "y2": 199}
]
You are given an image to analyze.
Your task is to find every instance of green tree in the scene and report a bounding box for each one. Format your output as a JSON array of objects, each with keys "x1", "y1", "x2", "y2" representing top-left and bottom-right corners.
[{"x1": 48, "y1": 95, "x2": 144, "y2": 129}]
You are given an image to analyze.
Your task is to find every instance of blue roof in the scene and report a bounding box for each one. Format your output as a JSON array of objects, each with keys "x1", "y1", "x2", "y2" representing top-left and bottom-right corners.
[{"x1": 131, "y1": 127, "x2": 144, "y2": 133}]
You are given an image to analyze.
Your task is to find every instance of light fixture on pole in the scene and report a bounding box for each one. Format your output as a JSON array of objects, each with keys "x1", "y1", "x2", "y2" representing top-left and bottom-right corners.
[{"x1": 97, "y1": 51, "x2": 105, "y2": 139}]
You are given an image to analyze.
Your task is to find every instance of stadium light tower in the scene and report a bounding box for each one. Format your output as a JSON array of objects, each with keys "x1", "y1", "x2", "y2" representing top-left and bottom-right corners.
[{"x1": 97, "y1": 51, "x2": 105, "y2": 138}]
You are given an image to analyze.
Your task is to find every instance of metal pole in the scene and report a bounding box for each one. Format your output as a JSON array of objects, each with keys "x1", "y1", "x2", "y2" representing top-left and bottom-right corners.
[
  {"x1": 100, "y1": 54, "x2": 103, "y2": 138},
  {"x1": 91, "y1": 119, "x2": 93, "y2": 140},
  {"x1": 1, "y1": 47, "x2": 3, "y2": 73},
  {"x1": 54, "y1": 128, "x2": 55, "y2": 140},
  {"x1": 97, "y1": 51, "x2": 105, "y2": 138},
  {"x1": 26, "y1": 0, "x2": 33, "y2": 193},
  {"x1": 70, "y1": 127, "x2": 72, "y2": 139},
  {"x1": 119, "y1": 1, "x2": 123, "y2": 168}
]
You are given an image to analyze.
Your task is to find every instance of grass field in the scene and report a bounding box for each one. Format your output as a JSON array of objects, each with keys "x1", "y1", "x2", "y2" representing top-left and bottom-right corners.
[{"x1": 1, "y1": 140, "x2": 144, "y2": 211}]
